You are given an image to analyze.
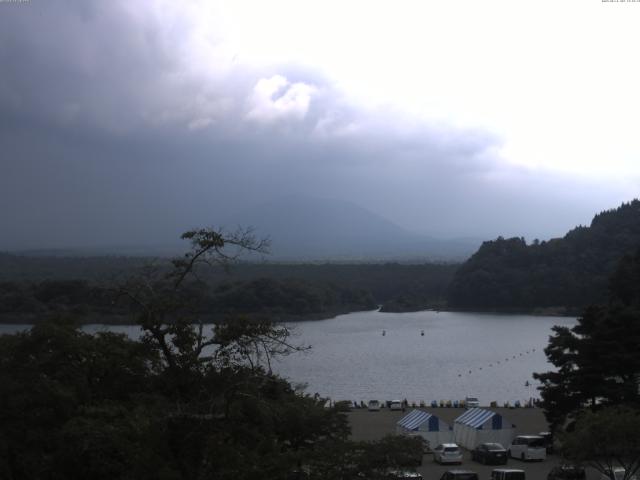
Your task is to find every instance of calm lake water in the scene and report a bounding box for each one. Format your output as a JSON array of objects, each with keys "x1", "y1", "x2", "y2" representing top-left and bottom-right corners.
[
  {"x1": 274, "y1": 310, "x2": 576, "y2": 405},
  {"x1": 0, "y1": 310, "x2": 576, "y2": 405}
]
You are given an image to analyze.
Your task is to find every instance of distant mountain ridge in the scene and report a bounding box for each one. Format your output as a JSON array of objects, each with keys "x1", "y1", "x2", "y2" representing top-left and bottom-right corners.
[
  {"x1": 447, "y1": 199, "x2": 640, "y2": 312},
  {"x1": 225, "y1": 195, "x2": 479, "y2": 260}
]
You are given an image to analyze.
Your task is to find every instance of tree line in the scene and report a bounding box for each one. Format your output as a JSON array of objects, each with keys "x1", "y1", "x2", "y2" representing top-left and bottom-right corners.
[
  {"x1": 0, "y1": 277, "x2": 377, "y2": 324},
  {"x1": 0, "y1": 259, "x2": 457, "y2": 323}
]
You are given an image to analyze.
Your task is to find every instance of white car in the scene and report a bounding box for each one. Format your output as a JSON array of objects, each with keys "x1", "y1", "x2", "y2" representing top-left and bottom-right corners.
[
  {"x1": 433, "y1": 443, "x2": 463, "y2": 464},
  {"x1": 508, "y1": 435, "x2": 546, "y2": 461},
  {"x1": 368, "y1": 400, "x2": 381, "y2": 411},
  {"x1": 390, "y1": 400, "x2": 403, "y2": 411}
]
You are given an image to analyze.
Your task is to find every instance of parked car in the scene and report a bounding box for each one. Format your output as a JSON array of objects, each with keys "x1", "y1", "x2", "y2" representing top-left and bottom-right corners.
[
  {"x1": 438, "y1": 470, "x2": 479, "y2": 480},
  {"x1": 465, "y1": 396, "x2": 480, "y2": 408},
  {"x1": 471, "y1": 442, "x2": 508, "y2": 465},
  {"x1": 433, "y1": 443, "x2": 463, "y2": 464},
  {"x1": 547, "y1": 465, "x2": 586, "y2": 480},
  {"x1": 390, "y1": 400, "x2": 403, "y2": 411},
  {"x1": 509, "y1": 435, "x2": 547, "y2": 461},
  {"x1": 368, "y1": 400, "x2": 381, "y2": 411},
  {"x1": 599, "y1": 468, "x2": 637, "y2": 480},
  {"x1": 491, "y1": 468, "x2": 526, "y2": 480}
]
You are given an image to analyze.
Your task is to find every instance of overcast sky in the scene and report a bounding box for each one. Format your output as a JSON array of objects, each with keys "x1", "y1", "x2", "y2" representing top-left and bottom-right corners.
[{"x1": 1, "y1": 0, "x2": 638, "y2": 250}]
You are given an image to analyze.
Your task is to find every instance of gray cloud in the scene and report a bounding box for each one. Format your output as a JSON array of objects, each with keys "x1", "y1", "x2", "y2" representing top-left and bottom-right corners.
[{"x1": 0, "y1": 1, "x2": 630, "y2": 250}]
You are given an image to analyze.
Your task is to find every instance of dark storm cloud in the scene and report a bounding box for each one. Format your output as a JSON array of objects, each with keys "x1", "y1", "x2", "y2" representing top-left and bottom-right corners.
[{"x1": 0, "y1": 1, "x2": 623, "y2": 250}]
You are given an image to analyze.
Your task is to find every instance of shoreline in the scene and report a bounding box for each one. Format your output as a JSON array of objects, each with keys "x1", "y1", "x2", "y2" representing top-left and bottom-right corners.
[
  {"x1": 0, "y1": 305, "x2": 577, "y2": 326},
  {"x1": 347, "y1": 406, "x2": 550, "y2": 442}
]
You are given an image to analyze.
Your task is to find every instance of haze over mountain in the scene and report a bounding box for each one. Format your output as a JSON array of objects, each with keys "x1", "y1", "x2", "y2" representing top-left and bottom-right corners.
[
  {"x1": 1, "y1": 2, "x2": 638, "y2": 253},
  {"x1": 8, "y1": 195, "x2": 480, "y2": 261},
  {"x1": 225, "y1": 195, "x2": 480, "y2": 260}
]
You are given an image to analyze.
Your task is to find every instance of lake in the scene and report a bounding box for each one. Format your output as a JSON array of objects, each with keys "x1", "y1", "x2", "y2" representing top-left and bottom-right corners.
[
  {"x1": 0, "y1": 309, "x2": 576, "y2": 405},
  {"x1": 273, "y1": 310, "x2": 576, "y2": 405}
]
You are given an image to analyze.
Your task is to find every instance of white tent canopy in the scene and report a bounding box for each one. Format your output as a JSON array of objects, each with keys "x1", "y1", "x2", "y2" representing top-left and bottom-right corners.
[
  {"x1": 396, "y1": 409, "x2": 453, "y2": 447},
  {"x1": 453, "y1": 408, "x2": 515, "y2": 450}
]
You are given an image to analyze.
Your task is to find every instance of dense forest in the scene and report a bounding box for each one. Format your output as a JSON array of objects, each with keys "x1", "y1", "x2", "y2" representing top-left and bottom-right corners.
[
  {"x1": 447, "y1": 200, "x2": 640, "y2": 313},
  {"x1": 0, "y1": 260, "x2": 457, "y2": 323},
  {"x1": 0, "y1": 229, "x2": 425, "y2": 479}
]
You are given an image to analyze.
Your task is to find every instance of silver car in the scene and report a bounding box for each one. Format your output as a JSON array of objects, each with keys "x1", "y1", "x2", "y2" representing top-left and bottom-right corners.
[{"x1": 433, "y1": 443, "x2": 463, "y2": 464}]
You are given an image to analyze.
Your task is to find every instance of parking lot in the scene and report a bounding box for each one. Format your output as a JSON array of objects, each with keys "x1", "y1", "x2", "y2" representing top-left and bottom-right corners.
[{"x1": 348, "y1": 408, "x2": 603, "y2": 480}]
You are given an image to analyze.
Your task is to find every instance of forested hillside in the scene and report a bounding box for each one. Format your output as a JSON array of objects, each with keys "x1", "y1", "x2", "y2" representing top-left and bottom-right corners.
[{"x1": 447, "y1": 200, "x2": 640, "y2": 312}]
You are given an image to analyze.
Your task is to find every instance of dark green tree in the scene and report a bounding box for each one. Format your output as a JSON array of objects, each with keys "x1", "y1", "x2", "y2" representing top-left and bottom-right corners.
[
  {"x1": 560, "y1": 406, "x2": 640, "y2": 480},
  {"x1": 448, "y1": 200, "x2": 640, "y2": 312},
  {"x1": 534, "y1": 248, "x2": 640, "y2": 431},
  {"x1": 0, "y1": 227, "x2": 422, "y2": 479}
]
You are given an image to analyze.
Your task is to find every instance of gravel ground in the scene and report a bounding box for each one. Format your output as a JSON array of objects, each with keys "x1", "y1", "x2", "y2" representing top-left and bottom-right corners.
[{"x1": 348, "y1": 408, "x2": 603, "y2": 480}]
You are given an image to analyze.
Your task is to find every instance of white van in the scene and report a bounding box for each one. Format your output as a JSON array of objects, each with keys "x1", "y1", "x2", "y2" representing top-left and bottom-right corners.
[{"x1": 508, "y1": 435, "x2": 546, "y2": 461}]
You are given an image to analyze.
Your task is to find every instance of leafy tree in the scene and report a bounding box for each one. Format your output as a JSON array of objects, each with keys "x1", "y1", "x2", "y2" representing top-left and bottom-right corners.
[
  {"x1": 0, "y1": 318, "x2": 161, "y2": 479},
  {"x1": 560, "y1": 406, "x2": 640, "y2": 480},
  {"x1": 0, "y1": 227, "x2": 422, "y2": 479},
  {"x1": 448, "y1": 200, "x2": 640, "y2": 312},
  {"x1": 306, "y1": 434, "x2": 424, "y2": 480},
  {"x1": 534, "y1": 248, "x2": 640, "y2": 431}
]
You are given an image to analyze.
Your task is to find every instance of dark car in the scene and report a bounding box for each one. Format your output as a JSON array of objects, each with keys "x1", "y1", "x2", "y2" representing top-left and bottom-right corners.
[
  {"x1": 471, "y1": 443, "x2": 508, "y2": 465},
  {"x1": 439, "y1": 470, "x2": 479, "y2": 480},
  {"x1": 547, "y1": 465, "x2": 586, "y2": 480},
  {"x1": 492, "y1": 469, "x2": 525, "y2": 480}
]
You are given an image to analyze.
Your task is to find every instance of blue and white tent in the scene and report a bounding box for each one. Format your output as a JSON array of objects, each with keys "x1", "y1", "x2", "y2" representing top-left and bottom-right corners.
[
  {"x1": 396, "y1": 409, "x2": 453, "y2": 446},
  {"x1": 453, "y1": 408, "x2": 515, "y2": 449}
]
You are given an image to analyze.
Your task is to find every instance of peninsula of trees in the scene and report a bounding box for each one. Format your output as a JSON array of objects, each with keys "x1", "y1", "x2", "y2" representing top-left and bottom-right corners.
[{"x1": 0, "y1": 260, "x2": 456, "y2": 324}]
